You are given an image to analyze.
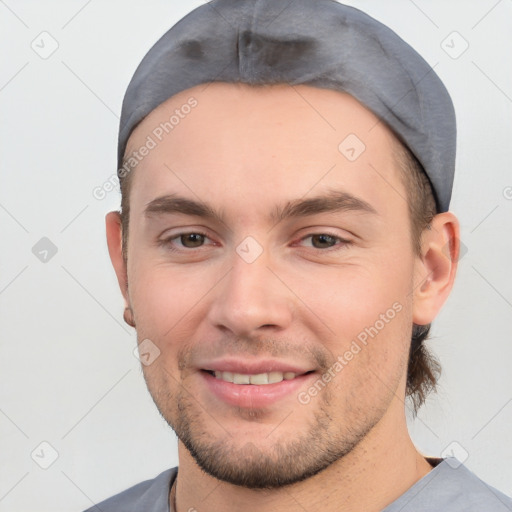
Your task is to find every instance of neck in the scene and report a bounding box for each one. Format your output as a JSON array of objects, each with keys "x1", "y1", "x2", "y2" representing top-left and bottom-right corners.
[{"x1": 172, "y1": 399, "x2": 432, "y2": 512}]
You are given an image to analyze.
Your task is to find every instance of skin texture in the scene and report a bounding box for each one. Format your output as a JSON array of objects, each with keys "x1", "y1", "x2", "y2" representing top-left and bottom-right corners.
[{"x1": 106, "y1": 82, "x2": 459, "y2": 512}]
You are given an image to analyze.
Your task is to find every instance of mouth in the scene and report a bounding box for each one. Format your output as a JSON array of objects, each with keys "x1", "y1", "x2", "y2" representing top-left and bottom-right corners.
[
  {"x1": 202, "y1": 369, "x2": 313, "y2": 385},
  {"x1": 199, "y1": 367, "x2": 317, "y2": 408}
]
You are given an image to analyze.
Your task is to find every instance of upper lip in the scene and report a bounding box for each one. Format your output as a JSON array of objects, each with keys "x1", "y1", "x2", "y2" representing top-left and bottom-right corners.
[{"x1": 198, "y1": 358, "x2": 314, "y2": 375}]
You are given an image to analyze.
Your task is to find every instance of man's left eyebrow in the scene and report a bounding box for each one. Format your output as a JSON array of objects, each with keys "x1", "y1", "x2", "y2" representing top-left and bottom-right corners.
[{"x1": 269, "y1": 189, "x2": 378, "y2": 225}]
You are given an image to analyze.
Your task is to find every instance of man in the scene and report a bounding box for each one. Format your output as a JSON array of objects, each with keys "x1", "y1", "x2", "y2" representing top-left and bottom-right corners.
[{"x1": 88, "y1": 0, "x2": 512, "y2": 510}]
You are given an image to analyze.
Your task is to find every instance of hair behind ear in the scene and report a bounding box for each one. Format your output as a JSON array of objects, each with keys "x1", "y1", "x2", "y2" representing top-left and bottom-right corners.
[{"x1": 406, "y1": 323, "x2": 441, "y2": 415}]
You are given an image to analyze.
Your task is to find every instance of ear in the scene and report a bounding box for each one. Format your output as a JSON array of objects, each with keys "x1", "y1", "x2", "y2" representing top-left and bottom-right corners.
[
  {"x1": 105, "y1": 211, "x2": 129, "y2": 306},
  {"x1": 412, "y1": 212, "x2": 460, "y2": 325}
]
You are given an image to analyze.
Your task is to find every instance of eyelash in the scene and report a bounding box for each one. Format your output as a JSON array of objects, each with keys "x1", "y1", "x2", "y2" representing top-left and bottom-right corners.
[{"x1": 158, "y1": 231, "x2": 352, "y2": 253}]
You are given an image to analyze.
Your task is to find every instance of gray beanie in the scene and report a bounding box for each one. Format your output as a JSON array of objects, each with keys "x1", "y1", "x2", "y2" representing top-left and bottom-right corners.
[{"x1": 118, "y1": 0, "x2": 456, "y2": 212}]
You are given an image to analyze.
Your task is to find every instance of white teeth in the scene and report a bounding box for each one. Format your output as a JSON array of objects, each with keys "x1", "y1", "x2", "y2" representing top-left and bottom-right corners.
[
  {"x1": 233, "y1": 373, "x2": 251, "y2": 384},
  {"x1": 215, "y1": 371, "x2": 234, "y2": 382},
  {"x1": 249, "y1": 373, "x2": 269, "y2": 385},
  {"x1": 223, "y1": 371, "x2": 234, "y2": 382},
  {"x1": 212, "y1": 371, "x2": 298, "y2": 385},
  {"x1": 268, "y1": 371, "x2": 284, "y2": 384}
]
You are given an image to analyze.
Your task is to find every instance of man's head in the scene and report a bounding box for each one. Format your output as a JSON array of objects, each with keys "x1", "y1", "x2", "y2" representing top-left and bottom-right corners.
[
  {"x1": 107, "y1": 81, "x2": 459, "y2": 488},
  {"x1": 106, "y1": 0, "x2": 459, "y2": 490}
]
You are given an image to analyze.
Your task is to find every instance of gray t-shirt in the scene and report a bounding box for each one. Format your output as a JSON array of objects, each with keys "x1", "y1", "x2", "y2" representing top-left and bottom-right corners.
[{"x1": 84, "y1": 457, "x2": 512, "y2": 511}]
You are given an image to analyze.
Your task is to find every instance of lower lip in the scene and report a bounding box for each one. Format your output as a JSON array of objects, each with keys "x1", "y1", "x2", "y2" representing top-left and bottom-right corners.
[{"x1": 200, "y1": 371, "x2": 316, "y2": 408}]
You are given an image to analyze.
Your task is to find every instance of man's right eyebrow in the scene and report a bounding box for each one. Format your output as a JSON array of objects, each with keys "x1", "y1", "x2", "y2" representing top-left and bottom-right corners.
[{"x1": 143, "y1": 195, "x2": 226, "y2": 224}]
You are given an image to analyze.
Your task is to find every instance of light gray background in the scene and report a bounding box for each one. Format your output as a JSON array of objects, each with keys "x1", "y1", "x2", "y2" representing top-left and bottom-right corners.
[{"x1": 1, "y1": 1, "x2": 511, "y2": 511}]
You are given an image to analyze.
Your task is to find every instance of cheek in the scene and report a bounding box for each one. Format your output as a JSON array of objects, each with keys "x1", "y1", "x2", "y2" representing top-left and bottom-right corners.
[
  {"x1": 293, "y1": 258, "x2": 413, "y2": 341},
  {"x1": 291, "y1": 257, "x2": 413, "y2": 393},
  {"x1": 127, "y1": 258, "x2": 215, "y2": 340}
]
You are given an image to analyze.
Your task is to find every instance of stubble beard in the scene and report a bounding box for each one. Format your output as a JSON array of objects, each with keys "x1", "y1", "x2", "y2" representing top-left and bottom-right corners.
[{"x1": 146, "y1": 370, "x2": 382, "y2": 489}]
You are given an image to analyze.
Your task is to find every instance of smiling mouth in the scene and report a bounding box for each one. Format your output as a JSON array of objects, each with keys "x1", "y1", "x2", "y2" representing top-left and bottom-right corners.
[{"x1": 202, "y1": 369, "x2": 314, "y2": 385}]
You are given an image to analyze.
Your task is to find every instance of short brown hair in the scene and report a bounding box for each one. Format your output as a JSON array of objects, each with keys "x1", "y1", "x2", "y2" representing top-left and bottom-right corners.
[
  {"x1": 117, "y1": 104, "x2": 440, "y2": 415},
  {"x1": 394, "y1": 139, "x2": 441, "y2": 415}
]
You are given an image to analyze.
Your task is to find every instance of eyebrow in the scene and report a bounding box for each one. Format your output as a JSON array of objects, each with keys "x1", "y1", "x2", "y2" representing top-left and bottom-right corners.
[{"x1": 143, "y1": 189, "x2": 377, "y2": 226}]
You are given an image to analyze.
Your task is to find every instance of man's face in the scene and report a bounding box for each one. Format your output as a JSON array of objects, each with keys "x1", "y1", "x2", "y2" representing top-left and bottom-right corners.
[{"x1": 120, "y1": 83, "x2": 419, "y2": 488}]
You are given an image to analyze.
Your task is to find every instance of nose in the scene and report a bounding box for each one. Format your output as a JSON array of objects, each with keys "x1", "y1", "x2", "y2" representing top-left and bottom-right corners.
[{"x1": 206, "y1": 244, "x2": 294, "y2": 337}]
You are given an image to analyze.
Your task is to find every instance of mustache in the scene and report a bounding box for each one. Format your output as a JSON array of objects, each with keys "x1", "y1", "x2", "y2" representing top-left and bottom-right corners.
[{"x1": 177, "y1": 334, "x2": 334, "y2": 372}]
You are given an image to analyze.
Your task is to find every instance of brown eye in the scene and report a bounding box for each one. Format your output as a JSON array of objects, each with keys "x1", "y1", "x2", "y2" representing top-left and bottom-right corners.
[
  {"x1": 178, "y1": 233, "x2": 206, "y2": 248},
  {"x1": 295, "y1": 232, "x2": 352, "y2": 253},
  {"x1": 158, "y1": 231, "x2": 212, "y2": 252},
  {"x1": 310, "y1": 234, "x2": 338, "y2": 249}
]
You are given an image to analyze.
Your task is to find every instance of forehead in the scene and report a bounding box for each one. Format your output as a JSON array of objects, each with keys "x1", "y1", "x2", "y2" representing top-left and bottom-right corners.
[{"x1": 125, "y1": 82, "x2": 405, "y2": 224}]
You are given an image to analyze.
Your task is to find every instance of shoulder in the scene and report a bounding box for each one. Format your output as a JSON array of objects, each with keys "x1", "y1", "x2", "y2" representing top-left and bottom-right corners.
[
  {"x1": 442, "y1": 460, "x2": 512, "y2": 511},
  {"x1": 82, "y1": 467, "x2": 177, "y2": 512},
  {"x1": 386, "y1": 458, "x2": 512, "y2": 512}
]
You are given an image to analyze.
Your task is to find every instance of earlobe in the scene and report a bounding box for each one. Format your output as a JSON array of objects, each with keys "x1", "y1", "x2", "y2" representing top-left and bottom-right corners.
[
  {"x1": 105, "y1": 211, "x2": 129, "y2": 304},
  {"x1": 412, "y1": 212, "x2": 460, "y2": 325}
]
